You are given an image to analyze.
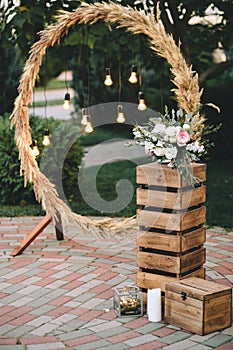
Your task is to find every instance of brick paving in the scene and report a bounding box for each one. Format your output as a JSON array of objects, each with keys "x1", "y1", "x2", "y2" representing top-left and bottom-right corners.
[{"x1": 0, "y1": 216, "x2": 232, "y2": 349}]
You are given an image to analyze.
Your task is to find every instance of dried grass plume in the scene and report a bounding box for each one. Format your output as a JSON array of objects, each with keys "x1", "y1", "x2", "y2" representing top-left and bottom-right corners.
[{"x1": 10, "y1": 1, "x2": 203, "y2": 236}]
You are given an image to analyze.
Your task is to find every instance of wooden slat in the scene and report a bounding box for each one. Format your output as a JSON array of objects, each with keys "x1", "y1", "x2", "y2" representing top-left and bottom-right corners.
[
  {"x1": 137, "y1": 162, "x2": 181, "y2": 188},
  {"x1": 181, "y1": 185, "x2": 206, "y2": 209},
  {"x1": 137, "y1": 227, "x2": 206, "y2": 253},
  {"x1": 181, "y1": 206, "x2": 206, "y2": 231},
  {"x1": 137, "y1": 185, "x2": 206, "y2": 210},
  {"x1": 136, "y1": 163, "x2": 206, "y2": 188},
  {"x1": 182, "y1": 227, "x2": 206, "y2": 251},
  {"x1": 137, "y1": 268, "x2": 205, "y2": 292},
  {"x1": 137, "y1": 206, "x2": 206, "y2": 232},
  {"x1": 137, "y1": 231, "x2": 181, "y2": 252},
  {"x1": 165, "y1": 291, "x2": 203, "y2": 318},
  {"x1": 181, "y1": 248, "x2": 206, "y2": 274},
  {"x1": 137, "y1": 250, "x2": 180, "y2": 273}
]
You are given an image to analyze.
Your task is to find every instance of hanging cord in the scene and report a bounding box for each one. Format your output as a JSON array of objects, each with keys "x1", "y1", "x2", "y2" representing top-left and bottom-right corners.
[
  {"x1": 160, "y1": 73, "x2": 164, "y2": 112},
  {"x1": 118, "y1": 63, "x2": 122, "y2": 103},
  {"x1": 44, "y1": 86, "x2": 48, "y2": 125},
  {"x1": 86, "y1": 27, "x2": 90, "y2": 110},
  {"x1": 64, "y1": 70, "x2": 69, "y2": 93}
]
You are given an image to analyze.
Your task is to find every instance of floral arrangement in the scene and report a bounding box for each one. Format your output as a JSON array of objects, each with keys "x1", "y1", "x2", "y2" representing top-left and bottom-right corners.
[{"x1": 132, "y1": 105, "x2": 220, "y2": 183}]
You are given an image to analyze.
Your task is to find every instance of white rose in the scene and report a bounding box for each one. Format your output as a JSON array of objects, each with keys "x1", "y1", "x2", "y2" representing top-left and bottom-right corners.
[
  {"x1": 133, "y1": 131, "x2": 141, "y2": 138},
  {"x1": 152, "y1": 123, "x2": 166, "y2": 135},
  {"x1": 164, "y1": 135, "x2": 169, "y2": 142},
  {"x1": 169, "y1": 136, "x2": 177, "y2": 144},
  {"x1": 165, "y1": 146, "x2": 178, "y2": 160},
  {"x1": 157, "y1": 140, "x2": 164, "y2": 147},
  {"x1": 144, "y1": 141, "x2": 154, "y2": 155},
  {"x1": 166, "y1": 126, "x2": 177, "y2": 137},
  {"x1": 183, "y1": 123, "x2": 190, "y2": 130},
  {"x1": 154, "y1": 147, "x2": 165, "y2": 157}
]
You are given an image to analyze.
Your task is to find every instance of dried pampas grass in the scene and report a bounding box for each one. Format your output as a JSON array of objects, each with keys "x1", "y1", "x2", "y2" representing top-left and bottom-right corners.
[{"x1": 10, "y1": 1, "x2": 202, "y2": 237}]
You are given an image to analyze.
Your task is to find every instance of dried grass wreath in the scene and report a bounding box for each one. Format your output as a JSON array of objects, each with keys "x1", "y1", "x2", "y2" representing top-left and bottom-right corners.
[{"x1": 10, "y1": 1, "x2": 202, "y2": 237}]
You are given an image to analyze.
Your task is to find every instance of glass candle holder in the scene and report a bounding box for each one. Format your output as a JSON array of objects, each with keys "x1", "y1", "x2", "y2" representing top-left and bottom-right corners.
[{"x1": 113, "y1": 285, "x2": 143, "y2": 317}]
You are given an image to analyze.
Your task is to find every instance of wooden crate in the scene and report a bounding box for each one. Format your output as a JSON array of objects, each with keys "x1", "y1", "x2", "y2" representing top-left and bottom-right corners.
[
  {"x1": 164, "y1": 277, "x2": 232, "y2": 335},
  {"x1": 136, "y1": 162, "x2": 206, "y2": 294}
]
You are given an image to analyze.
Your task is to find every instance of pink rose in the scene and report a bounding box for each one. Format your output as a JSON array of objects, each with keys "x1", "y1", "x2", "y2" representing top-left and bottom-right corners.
[{"x1": 176, "y1": 128, "x2": 190, "y2": 146}]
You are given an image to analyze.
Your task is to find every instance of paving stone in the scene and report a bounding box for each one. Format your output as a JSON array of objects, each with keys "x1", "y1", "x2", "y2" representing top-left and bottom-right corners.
[
  {"x1": 17, "y1": 285, "x2": 42, "y2": 295},
  {"x1": 51, "y1": 313, "x2": 77, "y2": 325},
  {"x1": 74, "y1": 339, "x2": 111, "y2": 350},
  {"x1": 58, "y1": 328, "x2": 92, "y2": 341},
  {"x1": 124, "y1": 334, "x2": 158, "y2": 346},
  {"x1": 30, "y1": 322, "x2": 59, "y2": 336},
  {"x1": 0, "y1": 346, "x2": 25, "y2": 350},
  {"x1": 202, "y1": 334, "x2": 233, "y2": 347},
  {"x1": 88, "y1": 320, "x2": 122, "y2": 333},
  {"x1": 188, "y1": 345, "x2": 213, "y2": 349},
  {"x1": 105, "y1": 275, "x2": 128, "y2": 286},
  {"x1": 100, "y1": 343, "x2": 128, "y2": 349},
  {"x1": 162, "y1": 339, "x2": 201, "y2": 349},
  {"x1": 26, "y1": 342, "x2": 66, "y2": 350},
  {"x1": 4, "y1": 325, "x2": 34, "y2": 337},
  {"x1": 96, "y1": 325, "x2": 129, "y2": 338},
  {"x1": 9, "y1": 296, "x2": 35, "y2": 307},
  {"x1": 29, "y1": 297, "x2": 52, "y2": 308},
  {"x1": 135, "y1": 322, "x2": 164, "y2": 334},
  {"x1": 161, "y1": 331, "x2": 191, "y2": 344}
]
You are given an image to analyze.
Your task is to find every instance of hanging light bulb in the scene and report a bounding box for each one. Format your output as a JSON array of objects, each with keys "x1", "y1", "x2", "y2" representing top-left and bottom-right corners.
[
  {"x1": 116, "y1": 104, "x2": 126, "y2": 123},
  {"x1": 31, "y1": 140, "x2": 40, "y2": 157},
  {"x1": 128, "y1": 64, "x2": 138, "y2": 84},
  {"x1": 42, "y1": 128, "x2": 50, "y2": 146},
  {"x1": 63, "y1": 92, "x2": 70, "y2": 110},
  {"x1": 104, "y1": 67, "x2": 113, "y2": 86},
  {"x1": 84, "y1": 115, "x2": 94, "y2": 133},
  {"x1": 138, "y1": 91, "x2": 147, "y2": 111},
  {"x1": 81, "y1": 108, "x2": 89, "y2": 126}
]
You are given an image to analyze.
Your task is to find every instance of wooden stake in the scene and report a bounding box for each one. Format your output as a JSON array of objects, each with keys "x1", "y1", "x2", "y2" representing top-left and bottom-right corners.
[{"x1": 10, "y1": 215, "x2": 52, "y2": 257}]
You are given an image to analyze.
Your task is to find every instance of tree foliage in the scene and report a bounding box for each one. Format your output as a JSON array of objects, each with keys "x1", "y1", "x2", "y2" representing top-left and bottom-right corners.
[{"x1": 1, "y1": 0, "x2": 233, "y2": 111}]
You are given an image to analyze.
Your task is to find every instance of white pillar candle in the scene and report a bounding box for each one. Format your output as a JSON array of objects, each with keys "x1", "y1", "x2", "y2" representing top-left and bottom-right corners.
[{"x1": 147, "y1": 288, "x2": 162, "y2": 322}]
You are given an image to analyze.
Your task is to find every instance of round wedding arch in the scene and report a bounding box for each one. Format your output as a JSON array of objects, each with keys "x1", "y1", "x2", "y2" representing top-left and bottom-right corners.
[{"x1": 10, "y1": 1, "x2": 203, "y2": 236}]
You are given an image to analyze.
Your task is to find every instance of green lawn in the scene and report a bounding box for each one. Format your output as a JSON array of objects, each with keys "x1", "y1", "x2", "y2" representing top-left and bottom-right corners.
[{"x1": 1, "y1": 158, "x2": 232, "y2": 230}]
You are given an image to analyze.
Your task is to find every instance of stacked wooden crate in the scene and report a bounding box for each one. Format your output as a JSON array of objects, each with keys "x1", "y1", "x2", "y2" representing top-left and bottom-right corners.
[{"x1": 136, "y1": 162, "x2": 207, "y2": 301}]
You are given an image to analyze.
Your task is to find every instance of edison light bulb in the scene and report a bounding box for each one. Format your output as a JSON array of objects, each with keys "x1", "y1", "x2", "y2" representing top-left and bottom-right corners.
[
  {"x1": 138, "y1": 91, "x2": 147, "y2": 111},
  {"x1": 84, "y1": 115, "x2": 94, "y2": 133},
  {"x1": 85, "y1": 121, "x2": 94, "y2": 133},
  {"x1": 81, "y1": 108, "x2": 88, "y2": 126},
  {"x1": 42, "y1": 129, "x2": 50, "y2": 146},
  {"x1": 32, "y1": 140, "x2": 40, "y2": 157},
  {"x1": 63, "y1": 92, "x2": 70, "y2": 110},
  {"x1": 116, "y1": 104, "x2": 126, "y2": 123},
  {"x1": 128, "y1": 65, "x2": 138, "y2": 84},
  {"x1": 104, "y1": 68, "x2": 113, "y2": 86}
]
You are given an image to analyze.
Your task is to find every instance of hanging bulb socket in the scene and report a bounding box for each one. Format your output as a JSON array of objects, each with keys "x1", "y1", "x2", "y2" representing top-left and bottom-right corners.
[
  {"x1": 31, "y1": 139, "x2": 40, "y2": 157},
  {"x1": 138, "y1": 91, "x2": 147, "y2": 111},
  {"x1": 84, "y1": 115, "x2": 94, "y2": 133},
  {"x1": 104, "y1": 67, "x2": 113, "y2": 86},
  {"x1": 116, "y1": 104, "x2": 126, "y2": 123},
  {"x1": 128, "y1": 64, "x2": 138, "y2": 84},
  {"x1": 63, "y1": 92, "x2": 71, "y2": 110},
  {"x1": 81, "y1": 108, "x2": 89, "y2": 126},
  {"x1": 42, "y1": 128, "x2": 50, "y2": 146}
]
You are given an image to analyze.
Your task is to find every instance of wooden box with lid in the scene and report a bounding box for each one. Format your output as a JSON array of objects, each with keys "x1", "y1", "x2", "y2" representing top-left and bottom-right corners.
[{"x1": 164, "y1": 277, "x2": 232, "y2": 335}]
